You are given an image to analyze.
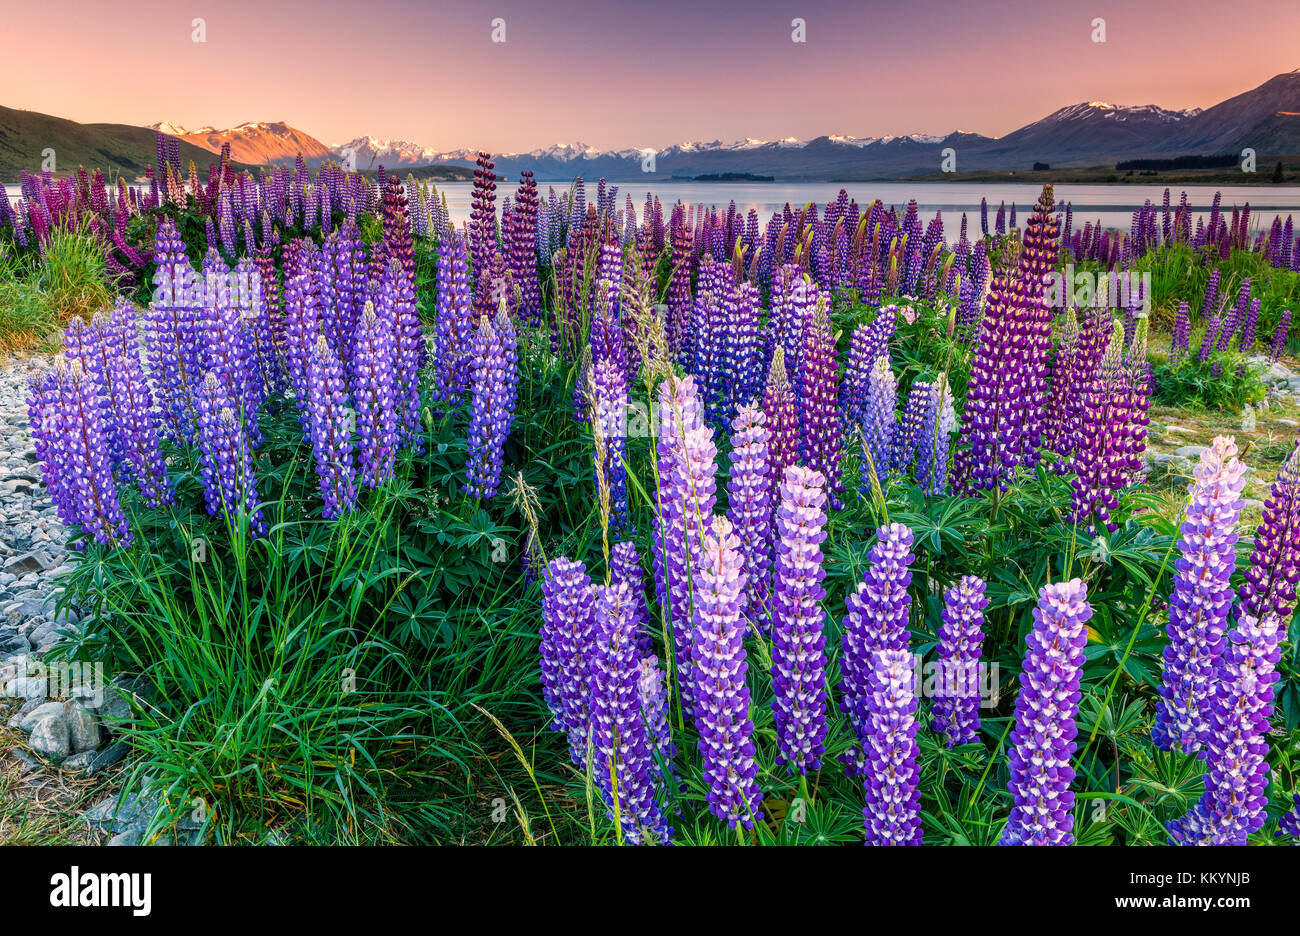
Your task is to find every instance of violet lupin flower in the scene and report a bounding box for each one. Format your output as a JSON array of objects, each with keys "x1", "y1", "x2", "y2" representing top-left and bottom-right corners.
[
  {"x1": 463, "y1": 309, "x2": 519, "y2": 500},
  {"x1": 638, "y1": 654, "x2": 676, "y2": 765},
  {"x1": 433, "y1": 231, "x2": 475, "y2": 410},
  {"x1": 540, "y1": 556, "x2": 596, "y2": 766},
  {"x1": 915, "y1": 378, "x2": 956, "y2": 495},
  {"x1": 1269, "y1": 310, "x2": 1291, "y2": 363},
  {"x1": 798, "y1": 298, "x2": 842, "y2": 502},
  {"x1": 840, "y1": 523, "x2": 916, "y2": 776},
  {"x1": 1151, "y1": 437, "x2": 1248, "y2": 755},
  {"x1": 591, "y1": 354, "x2": 630, "y2": 534},
  {"x1": 100, "y1": 301, "x2": 172, "y2": 507},
  {"x1": 27, "y1": 360, "x2": 132, "y2": 549},
  {"x1": 1000, "y1": 578, "x2": 1092, "y2": 847},
  {"x1": 147, "y1": 217, "x2": 202, "y2": 440},
  {"x1": 691, "y1": 515, "x2": 763, "y2": 831},
  {"x1": 610, "y1": 541, "x2": 653, "y2": 657},
  {"x1": 930, "y1": 575, "x2": 989, "y2": 747},
  {"x1": 725, "y1": 404, "x2": 773, "y2": 625},
  {"x1": 860, "y1": 356, "x2": 896, "y2": 486},
  {"x1": 651, "y1": 373, "x2": 717, "y2": 719},
  {"x1": 380, "y1": 259, "x2": 426, "y2": 449},
  {"x1": 194, "y1": 371, "x2": 266, "y2": 538},
  {"x1": 350, "y1": 301, "x2": 398, "y2": 489},
  {"x1": 306, "y1": 334, "x2": 358, "y2": 519},
  {"x1": 770, "y1": 465, "x2": 830, "y2": 775},
  {"x1": 889, "y1": 379, "x2": 932, "y2": 477},
  {"x1": 589, "y1": 581, "x2": 674, "y2": 845},
  {"x1": 761, "y1": 346, "x2": 799, "y2": 527},
  {"x1": 861, "y1": 648, "x2": 923, "y2": 846},
  {"x1": 1170, "y1": 301, "x2": 1191, "y2": 361},
  {"x1": 1169, "y1": 439, "x2": 1300, "y2": 844}
]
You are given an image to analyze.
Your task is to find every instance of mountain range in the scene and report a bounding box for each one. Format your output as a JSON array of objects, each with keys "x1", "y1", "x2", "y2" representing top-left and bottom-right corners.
[{"x1": 5, "y1": 71, "x2": 1299, "y2": 183}]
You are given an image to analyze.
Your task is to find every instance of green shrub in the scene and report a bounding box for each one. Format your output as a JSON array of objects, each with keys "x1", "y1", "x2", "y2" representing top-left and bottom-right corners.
[{"x1": 1150, "y1": 351, "x2": 1267, "y2": 411}]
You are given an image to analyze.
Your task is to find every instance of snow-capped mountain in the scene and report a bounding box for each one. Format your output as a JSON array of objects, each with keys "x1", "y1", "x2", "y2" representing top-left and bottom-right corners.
[
  {"x1": 149, "y1": 120, "x2": 332, "y2": 166},
  {"x1": 140, "y1": 70, "x2": 1300, "y2": 181}
]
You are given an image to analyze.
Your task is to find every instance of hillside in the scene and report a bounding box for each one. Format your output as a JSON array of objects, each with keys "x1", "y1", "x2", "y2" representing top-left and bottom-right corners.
[{"x1": 0, "y1": 105, "x2": 241, "y2": 181}]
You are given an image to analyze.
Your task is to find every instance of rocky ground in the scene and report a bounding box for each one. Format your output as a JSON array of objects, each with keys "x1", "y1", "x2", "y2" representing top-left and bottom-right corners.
[{"x1": 0, "y1": 354, "x2": 186, "y2": 845}]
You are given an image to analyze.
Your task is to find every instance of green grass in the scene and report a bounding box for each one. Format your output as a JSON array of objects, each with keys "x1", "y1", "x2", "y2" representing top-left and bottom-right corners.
[{"x1": 0, "y1": 225, "x2": 115, "y2": 351}]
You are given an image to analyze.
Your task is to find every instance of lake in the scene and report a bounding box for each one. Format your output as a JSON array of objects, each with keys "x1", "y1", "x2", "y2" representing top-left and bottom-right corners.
[{"x1": 8, "y1": 180, "x2": 1300, "y2": 233}]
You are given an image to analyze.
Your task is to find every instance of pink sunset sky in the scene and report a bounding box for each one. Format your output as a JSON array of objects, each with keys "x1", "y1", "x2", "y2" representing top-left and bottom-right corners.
[{"x1": 8, "y1": 0, "x2": 1299, "y2": 151}]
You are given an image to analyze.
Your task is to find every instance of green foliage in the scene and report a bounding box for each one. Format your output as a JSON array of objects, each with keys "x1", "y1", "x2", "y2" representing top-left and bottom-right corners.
[{"x1": 1150, "y1": 351, "x2": 1267, "y2": 411}]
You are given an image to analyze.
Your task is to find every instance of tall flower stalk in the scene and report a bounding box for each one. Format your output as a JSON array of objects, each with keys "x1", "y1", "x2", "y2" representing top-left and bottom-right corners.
[
  {"x1": 770, "y1": 465, "x2": 829, "y2": 775},
  {"x1": 1000, "y1": 579, "x2": 1092, "y2": 846}
]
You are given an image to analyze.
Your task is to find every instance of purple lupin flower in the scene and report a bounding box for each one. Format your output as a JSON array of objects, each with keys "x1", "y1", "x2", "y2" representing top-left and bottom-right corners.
[
  {"x1": 1278, "y1": 795, "x2": 1300, "y2": 842},
  {"x1": 1168, "y1": 439, "x2": 1300, "y2": 843},
  {"x1": 889, "y1": 379, "x2": 932, "y2": 477},
  {"x1": 770, "y1": 465, "x2": 829, "y2": 775},
  {"x1": 761, "y1": 346, "x2": 799, "y2": 532},
  {"x1": 862, "y1": 648, "x2": 923, "y2": 846},
  {"x1": 147, "y1": 217, "x2": 203, "y2": 440},
  {"x1": 915, "y1": 378, "x2": 956, "y2": 495},
  {"x1": 379, "y1": 259, "x2": 426, "y2": 449},
  {"x1": 27, "y1": 360, "x2": 132, "y2": 549},
  {"x1": 610, "y1": 540, "x2": 654, "y2": 657},
  {"x1": 1152, "y1": 437, "x2": 1248, "y2": 755},
  {"x1": 463, "y1": 308, "x2": 519, "y2": 500},
  {"x1": 1000, "y1": 578, "x2": 1092, "y2": 846},
  {"x1": 1170, "y1": 301, "x2": 1191, "y2": 361},
  {"x1": 306, "y1": 334, "x2": 358, "y2": 519},
  {"x1": 540, "y1": 556, "x2": 596, "y2": 766},
  {"x1": 725, "y1": 404, "x2": 773, "y2": 625},
  {"x1": 930, "y1": 575, "x2": 989, "y2": 747},
  {"x1": 590, "y1": 580, "x2": 674, "y2": 845},
  {"x1": 798, "y1": 298, "x2": 842, "y2": 502},
  {"x1": 433, "y1": 231, "x2": 475, "y2": 410},
  {"x1": 638, "y1": 654, "x2": 676, "y2": 765},
  {"x1": 592, "y1": 354, "x2": 630, "y2": 534},
  {"x1": 691, "y1": 515, "x2": 763, "y2": 831},
  {"x1": 1269, "y1": 310, "x2": 1291, "y2": 362},
  {"x1": 651, "y1": 373, "x2": 717, "y2": 719},
  {"x1": 350, "y1": 301, "x2": 398, "y2": 489},
  {"x1": 860, "y1": 356, "x2": 896, "y2": 484},
  {"x1": 840, "y1": 523, "x2": 916, "y2": 776},
  {"x1": 100, "y1": 301, "x2": 172, "y2": 507},
  {"x1": 194, "y1": 371, "x2": 266, "y2": 538}
]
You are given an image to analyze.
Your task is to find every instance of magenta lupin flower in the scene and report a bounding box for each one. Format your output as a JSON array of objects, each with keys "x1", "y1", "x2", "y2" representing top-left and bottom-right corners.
[
  {"x1": 1000, "y1": 579, "x2": 1092, "y2": 846},
  {"x1": 691, "y1": 516, "x2": 762, "y2": 830},
  {"x1": 1152, "y1": 437, "x2": 1248, "y2": 754},
  {"x1": 930, "y1": 575, "x2": 989, "y2": 748},
  {"x1": 770, "y1": 465, "x2": 830, "y2": 775}
]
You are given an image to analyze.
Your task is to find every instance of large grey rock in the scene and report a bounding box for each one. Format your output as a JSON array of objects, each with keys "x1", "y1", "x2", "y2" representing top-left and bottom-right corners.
[
  {"x1": 64, "y1": 699, "x2": 101, "y2": 752},
  {"x1": 85, "y1": 792, "x2": 161, "y2": 833},
  {"x1": 4, "y1": 675, "x2": 48, "y2": 700},
  {"x1": 106, "y1": 828, "x2": 144, "y2": 847},
  {"x1": 28, "y1": 712, "x2": 70, "y2": 759},
  {"x1": 87, "y1": 740, "x2": 130, "y2": 776},
  {"x1": 16, "y1": 700, "x2": 63, "y2": 732},
  {"x1": 86, "y1": 685, "x2": 133, "y2": 726},
  {"x1": 3, "y1": 550, "x2": 53, "y2": 574},
  {"x1": 1174, "y1": 445, "x2": 1208, "y2": 459}
]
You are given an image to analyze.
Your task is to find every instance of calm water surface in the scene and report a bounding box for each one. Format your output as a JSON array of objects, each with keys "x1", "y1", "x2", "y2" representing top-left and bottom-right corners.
[{"x1": 8, "y1": 181, "x2": 1300, "y2": 232}]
